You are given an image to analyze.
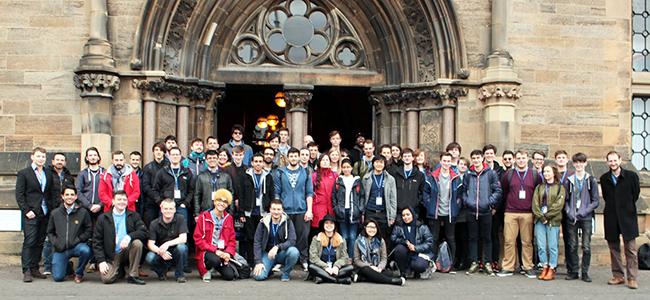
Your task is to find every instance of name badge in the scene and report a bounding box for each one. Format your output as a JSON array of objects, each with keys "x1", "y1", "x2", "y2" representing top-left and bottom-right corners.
[
  {"x1": 541, "y1": 206, "x2": 547, "y2": 214},
  {"x1": 519, "y1": 190, "x2": 526, "y2": 199},
  {"x1": 327, "y1": 262, "x2": 333, "y2": 268},
  {"x1": 217, "y1": 239, "x2": 225, "y2": 249},
  {"x1": 576, "y1": 200, "x2": 581, "y2": 209},
  {"x1": 174, "y1": 189, "x2": 181, "y2": 199},
  {"x1": 376, "y1": 196, "x2": 383, "y2": 206},
  {"x1": 245, "y1": 211, "x2": 252, "y2": 217},
  {"x1": 211, "y1": 191, "x2": 217, "y2": 201}
]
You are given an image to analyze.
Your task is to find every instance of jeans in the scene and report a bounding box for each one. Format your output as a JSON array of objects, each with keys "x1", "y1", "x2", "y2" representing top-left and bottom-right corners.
[
  {"x1": 175, "y1": 206, "x2": 190, "y2": 268},
  {"x1": 429, "y1": 218, "x2": 456, "y2": 262},
  {"x1": 535, "y1": 221, "x2": 560, "y2": 268},
  {"x1": 43, "y1": 237, "x2": 53, "y2": 271},
  {"x1": 468, "y1": 213, "x2": 492, "y2": 264},
  {"x1": 145, "y1": 207, "x2": 159, "y2": 227},
  {"x1": 22, "y1": 215, "x2": 48, "y2": 272},
  {"x1": 52, "y1": 243, "x2": 93, "y2": 282},
  {"x1": 145, "y1": 243, "x2": 188, "y2": 279},
  {"x1": 339, "y1": 209, "x2": 359, "y2": 258},
  {"x1": 253, "y1": 247, "x2": 300, "y2": 281},
  {"x1": 567, "y1": 219, "x2": 592, "y2": 274}
]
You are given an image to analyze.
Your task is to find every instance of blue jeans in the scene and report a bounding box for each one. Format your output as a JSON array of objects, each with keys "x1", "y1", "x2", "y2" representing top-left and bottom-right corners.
[
  {"x1": 43, "y1": 236, "x2": 53, "y2": 271},
  {"x1": 52, "y1": 243, "x2": 93, "y2": 282},
  {"x1": 535, "y1": 221, "x2": 560, "y2": 268},
  {"x1": 175, "y1": 206, "x2": 190, "y2": 268},
  {"x1": 145, "y1": 243, "x2": 188, "y2": 279},
  {"x1": 339, "y1": 209, "x2": 359, "y2": 258},
  {"x1": 253, "y1": 246, "x2": 299, "y2": 281}
]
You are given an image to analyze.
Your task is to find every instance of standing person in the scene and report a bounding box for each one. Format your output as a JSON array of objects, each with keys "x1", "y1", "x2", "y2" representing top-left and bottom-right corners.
[
  {"x1": 183, "y1": 138, "x2": 208, "y2": 177},
  {"x1": 129, "y1": 151, "x2": 145, "y2": 218},
  {"x1": 379, "y1": 144, "x2": 397, "y2": 174},
  {"x1": 146, "y1": 199, "x2": 189, "y2": 283},
  {"x1": 307, "y1": 141, "x2": 320, "y2": 171},
  {"x1": 268, "y1": 133, "x2": 287, "y2": 168},
  {"x1": 564, "y1": 153, "x2": 599, "y2": 282},
  {"x1": 501, "y1": 150, "x2": 514, "y2": 171},
  {"x1": 142, "y1": 142, "x2": 168, "y2": 226},
  {"x1": 391, "y1": 207, "x2": 434, "y2": 278},
  {"x1": 221, "y1": 146, "x2": 248, "y2": 215},
  {"x1": 445, "y1": 142, "x2": 462, "y2": 173},
  {"x1": 390, "y1": 148, "x2": 425, "y2": 216},
  {"x1": 353, "y1": 139, "x2": 375, "y2": 179},
  {"x1": 274, "y1": 147, "x2": 314, "y2": 271},
  {"x1": 16, "y1": 147, "x2": 55, "y2": 282},
  {"x1": 532, "y1": 163, "x2": 565, "y2": 280},
  {"x1": 329, "y1": 130, "x2": 342, "y2": 154},
  {"x1": 353, "y1": 219, "x2": 404, "y2": 285},
  {"x1": 497, "y1": 150, "x2": 541, "y2": 278},
  {"x1": 310, "y1": 153, "x2": 337, "y2": 241},
  {"x1": 98, "y1": 151, "x2": 141, "y2": 212},
  {"x1": 262, "y1": 147, "x2": 279, "y2": 175},
  {"x1": 328, "y1": 148, "x2": 342, "y2": 175},
  {"x1": 414, "y1": 149, "x2": 431, "y2": 183},
  {"x1": 194, "y1": 149, "x2": 234, "y2": 220},
  {"x1": 164, "y1": 135, "x2": 183, "y2": 161},
  {"x1": 93, "y1": 191, "x2": 148, "y2": 285},
  {"x1": 308, "y1": 214, "x2": 353, "y2": 284},
  {"x1": 601, "y1": 151, "x2": 641, "y2": 289},
  {"x1": 299, "y1": 147, "x2": 314, "y2": 174},
  {"x1": 362, "y1": 156, "x2": 397, "y2": 246},
  {"x1": 252, "y1": 199, "x2": 300, "y2": 281},
  {"x1": 216, "y1": 149, "x2": 232, "y2": 170},
  {"x1": 76, "y1": 147, "x2": 106, "y2": 220},
  {"x1": 484, "y1": 144, "x2": 505, "y2": 271},
  {"x1": 277, "y1": 127, "x2": 291, "y2": 155},
  {"x1": 205, "y1": 136, "x2": 219, "y2": 151},
  {"x1": 240, "y1": 153, "x2": 275, "y2": 265},
  {"x1": 554, "y1": 149, "x2": 575, "y2": 275},
  {"x1": 461, "y1": 150, "x2": 502, "y2": 276},
  {"x1": 47, "y1": 186, "x2": 93, "y2": 283},
  {"x1": 532, "y1": 151, "x2": 546, "y2": 176},
  {"x1": 390, "y1": 144, "x2": 403, "y2": 168},
  {"x1": 194, "y1": 189, "x2": 237, "y2": 282},
  {"x1": 332, "y1": 159, "x2": 365, "y2": 259},
  {"x1": 423, "y1": 152, "x2": 461, "y2": 269},
  {"x1": 454, "y1": 157, "x2": 471, "y2": 270},
  {"x1": 303, "y1": 135, "x2": 314, "y2": 148},
  {"x1": 220, "y1": 124, "x2": 254, "y2": 166},
  {"x1": 349, "y1": 133, "x2": 365, "y2": 165}
]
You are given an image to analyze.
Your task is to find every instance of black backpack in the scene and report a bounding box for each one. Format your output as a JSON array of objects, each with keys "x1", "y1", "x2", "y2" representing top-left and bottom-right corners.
[{"x1": 639, "y1": 243, "x2": 650, "y2": 270}]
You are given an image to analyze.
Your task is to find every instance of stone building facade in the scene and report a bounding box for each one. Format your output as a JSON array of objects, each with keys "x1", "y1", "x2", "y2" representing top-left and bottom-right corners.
[{"x1": 0, "y1": 0, "x2": 647, "y2": 258}]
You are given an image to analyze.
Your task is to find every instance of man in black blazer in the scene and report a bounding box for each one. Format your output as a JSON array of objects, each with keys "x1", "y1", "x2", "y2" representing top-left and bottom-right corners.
[{"x1": 15, "y1": 147, "x2": 55, "y2": 282}]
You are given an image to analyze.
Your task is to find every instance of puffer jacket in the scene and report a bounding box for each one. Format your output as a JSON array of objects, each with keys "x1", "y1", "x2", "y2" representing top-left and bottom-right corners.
[
  {"x1": 183, "y1": 152, "x2": 208, "y2": 177},
  {"x1": 331, "y1": 175, "x2": 365, "y2": 224},
  {"x1": 423, "y1": 167, "x2": 462, "y2": 221},
  {"x1": 564, "y1": 173, "x2": 599, "y2": 224},
  {"x1": 193, "y1": 210, "x2": 236, "y2": 276},
  {"x1": 47, "y1": 203, "x2": 92, "y2": 252},
  {"x1": 532, "y1": 183, "x2": 565, "y2": 226},
  {"x1": 193, "y1": 169, "x2": 233, "y2": 217},
  {"x1": 98, "y1": 164, "x2": 140, "y2": 212},
  {"x1": 460, "y1": 163, "x2": 502, "y2": 218},
  {"x1": 390, "y1": 219, "x2": 435, "y2": 258},
  {"x1": 309, "y1": 232, "x2": 349, "y2": 269}
]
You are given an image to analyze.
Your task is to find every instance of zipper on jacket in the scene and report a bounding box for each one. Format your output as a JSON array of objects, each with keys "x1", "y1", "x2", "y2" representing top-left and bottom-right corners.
[{"x1": 66, "y1": 213, "x2": 70, "y2": 250}]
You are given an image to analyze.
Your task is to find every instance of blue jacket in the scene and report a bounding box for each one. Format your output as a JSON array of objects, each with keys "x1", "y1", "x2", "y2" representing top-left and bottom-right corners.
[
  {"x1": 220, "y1": 140, "x2": 254, "y2": 167},
  {"x1": 460, "y1": 163, "x2": 502, "y2": 218},
  {"x1": 390, "y1": 219, "x2": 435, "y2": 259},
  {"x1": 182, "y1": 152, "x2": 208, "y2": 177},
  {"x1": 274, "y1": 166, "x2": 314, "y2": 214},
  {"x1": 564, "y1": 173, "x2": 599, "y2": 224},
  {"x1": 423, "y1": 167, "x2": 462, "y2": 221}
]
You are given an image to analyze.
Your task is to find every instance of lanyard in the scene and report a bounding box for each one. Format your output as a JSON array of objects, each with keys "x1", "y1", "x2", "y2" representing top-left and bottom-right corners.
[
  {"x1": 253, "y1": 173, "x2": 263, "y2": 197},
  {"x1": 576, "y1": 176, "x2": 585, "y2": 194},
  {"x1": 271, "y1": 223, "x2": 279, "y2": 244},
  {"x1": 373, "y1": 173, "x2": 384, "y2": 196},
  {"x1": 173, "y1": 167, "x2": 181, "y2": 190},
  {"x1": 544, "y1": 183, "x2": 549, "y2": 197},
  {"x1": 366, "y1": 160, "x2": 372, "y2": 170},
  {"x1": 326, "y1": 244, "x2": 333, "y2": 262},
  {"x1": 560, "y1": 171, "x2": 568, "y2": 184},
  {"x1": 516, "y1": 169, "x2": 528, "y2": 190},
  {"x1": 611, "y1": 173, "x2": 617, "y2": 185},
  {"x1": 404, "y1": 168, "x2": 413, "y2": 179},
  {"x1": 212, "y1": 176, "x2": 218, "y2": 191}
]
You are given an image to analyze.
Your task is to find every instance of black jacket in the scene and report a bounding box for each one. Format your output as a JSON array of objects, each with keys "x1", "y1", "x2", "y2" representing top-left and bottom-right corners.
[
  {"x1": 193, "y1": 169, "x2": 233, "y2": 216},
  {"x1": 47, "y1": 203, "x2": 92, "y2": 252},
  {"x1": 331, "y1": 175, "x2": 365, "y2": 224},
  {"x1": 222, "y1": 163, "x2": 248, "y2": 202},
  {"x1": 93, "y1": 209, "x2": 148, "y2": 264},
  {"x1": 47, "y1": 165, "x2": 75, "y2": 208},
  {"x1": 600, "y1": 167, "x2": 641, "y2": 242},
  {"x1": 15, "y1": 165, "x2": 55, "y2": 217},
  {"x1": 152, "y1": 165, "x2": 195, "y2": 208},
  {"x1": 390, "y1": 166, "x2": 425, "y2": 213},
  {"x1": 240, "y1": 168, "x2": 275, "y2": 213},
  {"x1": 142, "y1": 158, "x2": 169, "y2": 209}
]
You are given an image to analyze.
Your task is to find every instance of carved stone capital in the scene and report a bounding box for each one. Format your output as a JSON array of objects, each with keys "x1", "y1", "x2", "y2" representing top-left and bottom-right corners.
[
  {"x1": 284, "y1": 91, "x2": 313, "y2": 112},
  {"x1": 477, "y1": 84, "x2": 521, "y2": 103},
  {"x1": 74, "y1": 73, "x2": 120, "y2": 98},
  {"x1": 132, "y1": 79, "x2": 221, "y2": 104}
]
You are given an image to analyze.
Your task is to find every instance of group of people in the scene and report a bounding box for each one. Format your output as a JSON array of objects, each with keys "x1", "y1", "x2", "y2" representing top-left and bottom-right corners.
[{"x1": 15, "y1": 125, "x2": 641, "y2": 289}]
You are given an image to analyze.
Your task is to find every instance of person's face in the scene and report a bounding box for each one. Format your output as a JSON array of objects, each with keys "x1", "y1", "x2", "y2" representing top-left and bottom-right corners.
[
  {"x1": 214, "y1": 197, "x2": 229, "y2": 213},
  {"x1": 471, "y1": 154, "x2": 483, "y2": 168},
  {"x1": 543, "y1": 166, "x2": 555, "y2": 182},
  {"x1": 169, "y1": 150, "x2": 182, "y2": 164},
  {"x1": 153, "y1": 147, "x2": 165, "y2": 160},
  {"x1": 329, "y1": 151, "x2": 339, "y2": 163},
  {"x1": 402, "y1": 153, "x2": 414, "y2": 165},
  {"x1": 381, "y1": 147, "x2": 391, "y2": 160},
  {"x1": 373, "y1": 159, "x2": 385, "y2": 172},
  {"x1": 401, "y1": 209, "x2": 413, "y2": 223},
  {"x1": 279, "y1": 131, "x2": 289, "y2": 143},
  {"x1": 573, "y1": 160, "x2": 587, "y2": 172},
  {"x1": 607, "y1": 154, "x2": 621, "y2": 171},
  {"x1": 299, "y1": 150, "x2": 310, "y2": 164},
  {"x1": 515, "y1": 153, "x2": 529, "y2": 170},
  {"x1": 533, "y1": 154, "x2": 545, "y2": 168},
  {"x1": 323, "y1": 220, "x2": 335, "y2": 232},
  {"x1": 457, "y1": 160, "x2": 468, "y2": 173},
  {"x1": 341, "y1": 151, "x2": 350, "y2": 160},
  {"x1": 356, "y1": 136, "x2": 365, "y2": 147},
  {"x1": 112, "y1": 194, "x2": 128, "y2": 211},
  {"x1": 555, "y1": 154, "x2": 568, "y2": 168},
  {"x1": 303, "y1": 135, "x2": 314, "y2": 147},
  {"x1": 365, "y1": 222, "x2": 377, "y2": 238},
  {"x1": 62, "y1": 189, "x2": 77, "y2": 207},
  {"x1": 52, "y1": 154, "x2": 66, "y2": 170},
  {"x1": 130, "y1": 154, "x2": 141, "y2": 169},
  {"x1": 112, "y1": 154, "x2": 125, "y2": 170},
  {"x1": 263, "y1": 150, "x2": 275, "y2": 164},
  {"x1": 288, "y1": 152, "x2": 299, "y2": 166},
  {"x1": 232, "y1": 129, "x2": 243, "y2": 141},
  {"x1": 252, "y1": 156, "x2": 264, "y2": 171},
  {"x1": 484, "y1": 149, "x2": 495, "y2": 163},
  {"x1": 270, "y1": 203, "x2": 283, "y2": 219},
  {"x1": 31, "y1": 151, "x2": 47, "y2": 167},
  {"x1": 448, "y1": 147, "x2": 460, "y2": 159},
  {"x1": 191, "y1": 141, "x2": 203, "y2": 154},
  {"x1": 206, "y1": 138, "x2": 219, "y2": 151},
  {"x1": 330, "y1": 134, "x2": 341, "y2": 147},
  {"x1": 218, "y1": 152, "x2": 229, "y2": 165},
  {"x1": 269, "y1": 137, "x2": 279, "y2": 149},
  {"x1": 502, "y1": 154, "x2": 514, "y2": 168},
  {"x1": 341, "y1": 163, "x2": 352, "y2": 176},
  {"x1": 440, "y1": 155, "x2": 452, "y2": 171},
  {"x1": 165, "y1": 140, "x2": 177, "y2": 151},
  {"x1": 416, "y1": 152, "x2": 426, "y2": 165},
  {"x1": 319, "y1": 155, "x2": 331, "y2": 169},
  {"x1": 86, "y1": 150, "x2": 100, "y2": 165},
  {"x1": 160, "y1": 202, "x2": 176, "y2": 219},
  {"x1": 309, "y1": 146, "x2": 319, "y2": 159},
  {"x1": 363, "y1": 144, "x2": 375, "y2": 157},
  {"x1": 206, "y1": 154, "x2": 218, "y2": 168},
  {"x1": 233, "y1": 152, "x2": 244, "y2": 165},
  {"x1": 391, "y1": 147, "x2": 401, "y2": 159}
]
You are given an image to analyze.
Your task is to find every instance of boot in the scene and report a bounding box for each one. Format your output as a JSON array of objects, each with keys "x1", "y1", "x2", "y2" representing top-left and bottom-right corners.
[
  {"x1": 582, "y1": 272, "x2": 592, "y2": 283},
  {"x1": 538, "y1": 266, "x2": 548, "y2": 280},
  {"x1": 542, "y1": 267, "x2": 555, "y2": 280},
  {"x1": 390, "y1": 277, "x2": 406, "y2": 286},
  {"x1": 337, "y1": 277, "x2": 352, "y2": 285}
]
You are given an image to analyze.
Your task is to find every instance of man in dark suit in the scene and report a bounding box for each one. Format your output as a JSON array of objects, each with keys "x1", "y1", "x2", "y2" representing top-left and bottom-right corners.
[{"x1": 16, "y1": 147, "x2": 55, "y2": 282}]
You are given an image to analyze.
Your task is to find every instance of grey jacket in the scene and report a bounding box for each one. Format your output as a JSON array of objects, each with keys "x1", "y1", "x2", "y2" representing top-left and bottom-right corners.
[
  {"x1": 194, "y1": 169, "x2": 234, "y2": 217},
  {"x1": 362, "y1": 171, "x2": 397, "y2": 224}
]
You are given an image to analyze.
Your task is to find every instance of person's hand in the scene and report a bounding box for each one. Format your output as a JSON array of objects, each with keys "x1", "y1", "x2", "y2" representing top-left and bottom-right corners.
[
  {"x1": 90, "y1": 204, "x2": 102, "y2": 213},
  {"x1": 158, "y1": 243, "x2": 169, "y2": 254},
  {"x1": 325, "y1": 267, "x2": 335, "y2": 275},
  {"x1": 194, "y1": 216, "x2": 199, "y2": 222},
  {"x1": 492, "y1": 209, "x2": 497, "y2": 215},
  {"x1": 119, "y1": 236, "x2": 131, "y2": 250},
  {"x1": 390, "y1": 219, "x2": 395, "y2": 226},
  {"x1": 370, "y1": 266, "x2": 381, "y2": 273},
  {"x1": 331, "y1": 266, "x2": 339, "y2": 275},
  {"x1": 180, "y1": 203, "x2": 186, "y2": 208},
  {"x1": 304, "y1": 211, "x2": 313, "y2": 222},
  {"x1": 235, "y1": 199, "x2": 239, "y2": 211},
  {"x1": 220, "y1": 252, "x2": 231, "y2": 262},
  {"x1": 268, "y1": 246, "x2": 278, "y2": 259},
  {"x1": 240, "y1": 217, "x2": 246, "y2": 223},
  {"x1": 26, "y1": 211, "x2": 36, "y2": 219},
  {"x1": 407, "y1": 241, "x2": 416, "y2": 252},
  {"x1": 253, "y1": 263, "x2": 266, "y2": 276},
  {"x1": 543, "y1": 220, "x2": 548, "y2": 225},
  {"x1": 161, "y1": 251, "x2": 172, "y2": 260},
  {"x1": 361, "y1": 215, "x2": 365, "y2": 224},
  {"x1": 99, "y1": 262, "x2": 109, "y2": 275}
]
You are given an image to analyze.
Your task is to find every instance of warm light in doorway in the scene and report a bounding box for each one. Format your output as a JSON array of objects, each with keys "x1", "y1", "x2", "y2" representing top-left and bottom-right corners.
[{"x1": 275, "y1": 92, "x2": 286, "y2": 107}]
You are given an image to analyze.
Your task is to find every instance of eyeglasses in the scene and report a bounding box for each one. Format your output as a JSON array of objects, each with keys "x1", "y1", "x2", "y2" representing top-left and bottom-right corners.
[
  {"x1": 503, "y1": 157, "x2": 512, "y2": 161},
  {"x1": 233, "y1": 132, "x2": 242, "y2": 135},
  {"x1": 365, "y1": 226, "x2": 377, "y2": 229},
  {"x1": 264, "y1": 153, "x2": 274, "y2": 156},
  {"x1": 215, "y1": 199, "x2": 229, "y2": 204}
]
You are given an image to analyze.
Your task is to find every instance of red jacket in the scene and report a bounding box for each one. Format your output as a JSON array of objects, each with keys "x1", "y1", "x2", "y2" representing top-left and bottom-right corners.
[
  {"x1": 311, "y1": 168, "x2": 337, "y2": 227},
  {"x1": 98, "y1": 167, "x2": 141, "y2": 212},
  {"x1": 193, "y1": 210, "x2": 236, "y2": 276}
]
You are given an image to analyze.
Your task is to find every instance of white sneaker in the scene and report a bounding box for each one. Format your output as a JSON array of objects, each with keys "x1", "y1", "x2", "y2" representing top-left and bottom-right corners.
[
  {"x1": 43, "y1": 270, "x2": 52, "y2": 275},
  {"x1": 202, "y1": 272, "x2": 211, "y2": 282},
  {"x1": 302, "y1": 262, "x2": 308, "y2": 272},
  {"x1": 210, "y1": 268, "x2": 218, "y2": 276},
  {"x1": 272, "y1": 264, "x2": 282, "y2": 272}
]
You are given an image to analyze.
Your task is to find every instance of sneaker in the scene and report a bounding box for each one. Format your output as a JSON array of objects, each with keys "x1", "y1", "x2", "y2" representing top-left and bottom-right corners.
[
  {"x1": 466, "y1": 262, "x2": 479, "y2": 275},
  {"x1": 301, "y1": 262, "x2": 308, "y2": 272},
  {"x1": 524, "y1": 269, "x2": 537, "y2": 278},
  {"x1": 496, "y1": 270, "x2": 514, "y2": 277},
  {"x1": 43, "y1": 270, "x2": 52, "y2": 276},
  {"x1": 352, "y1": 273, "x2": 358, "y2": 283},
  {"x1": 492, "y1": 262, "x2": 500, "y2": 272},
  {"x1": 519, "y1": 265, "x2": 525, "y2": 274},
  {"x1": 272, "y1": 264, "x2": 282, "y2": 272},
  {"x1": 176, "y1": 277, "x2": 187, "y2": 283},
  {"x1": 478, "y1": 262, "x2": 484, "y2": 273},
  {"x1": 484, "y1": 262, "x2": 495, "y2": 276},
  {"x1": 202, "y1": 272, "x2": 211, "y2": 282},
  {"x1": 210, "y1": 268, "x2": 218, "y2": 276},
  {"x1": 281, "y1": 274, "x2": 290, "y2": 282}
]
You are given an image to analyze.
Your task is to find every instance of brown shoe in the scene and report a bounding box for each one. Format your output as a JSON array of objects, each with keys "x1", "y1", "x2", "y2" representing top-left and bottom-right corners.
[
  {"x1": 23, "y1": 271, "x2": 33, "y2": 283},
  {"x1": 538, "y1": 266, "x2": 548, "y2": 280},
  {"x1": 542, "y1": 267, "x2": 555, "y2": 280},
  {"x1": 628, "y1": 280, "x2": 638, "y2": 289},
  {"x1": 74, "y1": 275, "x2": 83, "y2": 284},
  {"x1": 138, "y1": 269, "x2": 149, "y2": 277},
  {"x1": 31, "y1": 269, "x2": 46, "y2": 279},
  {"x1": 608, "y1": 276, "x2": 625, "y2": 285}
]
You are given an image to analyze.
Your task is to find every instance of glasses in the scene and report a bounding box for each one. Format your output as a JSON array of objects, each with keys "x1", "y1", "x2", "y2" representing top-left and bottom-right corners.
[
  {"x1": 215, "y1": 199, "x2": 229, "y2": 204},
  {"x1": 365, "y1": 226, "x2": 377, "y2": 229},
  {"x1": 233, "y1": 132, "x2": 242, "y2": 135},
  {"x1": 503, "y1": 157, "x2": 512, "y2": 161},
  {"x1": 264, "y1": 153, "x2": 274, "y2": 156}
]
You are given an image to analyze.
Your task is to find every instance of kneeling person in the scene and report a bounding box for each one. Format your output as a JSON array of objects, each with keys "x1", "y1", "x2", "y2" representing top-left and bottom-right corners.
[
  {"x1": 308, "y1": 214, "x2": 354, "y2": 284},
  {"x1": 47, "y1": 186, "x2": 93, "y2": 283},
  {"x1": 146, "y1": 199, "x2": 189, "y2": 283},
  {"x1": 253, "y1": 199, "x2": 300, "y2": 281}
]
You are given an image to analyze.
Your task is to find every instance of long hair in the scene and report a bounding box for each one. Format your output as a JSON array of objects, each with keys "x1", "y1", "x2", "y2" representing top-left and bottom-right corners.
[
  {"x1": 414, "y1": 148, "x2": 429, "y2": 171},
  {"x1": 314, "y1": 153, "x2": 331, "y2": 190},
  {"x1": 328, "y1": 148, "x2": 342, "y2": 174},
  {"x1": 360, "y1": 218, "x2": 383, "y2": 240},
  {"x1": 541, "y1": 162, "x2": 560, "y2": 184}
]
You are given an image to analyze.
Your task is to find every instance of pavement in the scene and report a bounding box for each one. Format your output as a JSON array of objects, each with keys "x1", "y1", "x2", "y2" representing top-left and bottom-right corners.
[{"x1": 0, "y1": 265, "x2": 647, "y2": 299}]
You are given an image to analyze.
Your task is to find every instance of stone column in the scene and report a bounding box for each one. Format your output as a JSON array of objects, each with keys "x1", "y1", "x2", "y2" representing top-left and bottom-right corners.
[
  {"x1": 208, "y1": 89, "x2": 225, "y2": 139},
  {"x1": 142, "y1": 99, "x2": 157, "y2": 163},
  {"x1": 406, "y1": 109, "x2": 419, "y2": 149},
  {"x1": 390, "y1": 110, "x2": 401, "y2": 145},
  {"x1": 441, "y1": 107, "x2": 454, "y2": 147},
  {"x1": 284, "y1": 85, "x2": 313, "y2": 148},
  {"x1": 177, "y1": 102, "x2": 190, "y2": 156}
]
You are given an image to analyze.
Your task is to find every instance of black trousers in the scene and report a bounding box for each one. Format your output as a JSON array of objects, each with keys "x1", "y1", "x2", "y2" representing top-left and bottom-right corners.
[
  {"x1": 204, "y1": 252, "x2": 236, "y2": 280},
  {"x1": 365, "y1": 210, "x2": 390, "y2": 249},
  {"x1": 491, "y1": 212, "x2": 504, "y2": 264},
  {"x1": 394, "y1": 244, "x2": 429, "y2": 274},
  {"x1": 454, "y1": 221, "x2": 470, "y2": 268},
  {"x1": 356, "y1": 266, "x2": 394, "y2": 284},
  {"x1": 288, "y1": 213, "x2": 311, "y2": 264},
  {"x1": 240, "y1": 214, "x2": 262, "y2": 265},
  {"x1": 308, "y1": 264, "x2": 353, "y2": 283},
  {"x1": 567, "y1": 220, "x2": 592, "y2": 274},
  {"x1": 468, "y1": 214, "x2": 492, "y2": 264},
  {"x1": 22, "y1": 215, "x2": 48, "y2": 272},
  {"x1": 429, "y1": 218, "x2": 456, "y2": 262},
  {"x1": 561, "y1": 210, "x2": 573, "y2": 272}
]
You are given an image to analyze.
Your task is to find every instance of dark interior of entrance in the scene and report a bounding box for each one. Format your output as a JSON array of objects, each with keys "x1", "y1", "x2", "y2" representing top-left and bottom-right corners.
[{"x1": 219, "y1": 85, "x2": 372, "y2": 152}]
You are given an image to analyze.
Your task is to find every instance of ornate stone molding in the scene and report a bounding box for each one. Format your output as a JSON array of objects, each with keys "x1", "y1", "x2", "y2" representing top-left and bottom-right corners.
[
  {"x1": 163, "y1": 0, "x2": 199, "y2": 75},
  {"x1": 73, "y1": 73, "x2": 120, "y2": 98},
  {"x1": 477, "y1": 84, "x2": 521, "y2": 102},
  {"x1": 132, "y1": 79, "x2": 219, "y2": 103},
  {"x1": 284, "y1": 91, "x2": 313, "y2": 112},
  {"x1": 370, "y1": 86, "x2": 468, "y2": 109},
  {"x1": 402, "y1": 0, "x2": 436, "y2": 82}
]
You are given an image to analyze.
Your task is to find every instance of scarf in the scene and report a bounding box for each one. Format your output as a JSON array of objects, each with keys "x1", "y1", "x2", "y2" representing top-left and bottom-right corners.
[
  {"x1": 402, "y1": 206, "x2": 418, "y2": 245},
  {"x1": 109, "y1": 164, "x2": 133, "y2": 193},
  {"x1": 358, "y1": 234, "x2": 381, "y2": 267}
]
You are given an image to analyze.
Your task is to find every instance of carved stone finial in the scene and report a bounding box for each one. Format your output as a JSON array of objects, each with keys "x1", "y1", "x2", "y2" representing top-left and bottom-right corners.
[
  {"x1": 477, "y1": 84, "x2": 521, "y2": 102},
  {"x1": 74, "y1": 73, "x2": 121, "y2": 98}
]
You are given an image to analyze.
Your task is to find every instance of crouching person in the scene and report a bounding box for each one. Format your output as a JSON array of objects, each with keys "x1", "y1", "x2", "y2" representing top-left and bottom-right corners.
[
  {"x1": 308, "y1": 214, "x2": 354, "y2": 284},
  {"x1": 146, "y1": 199, "x2": 189, "y2": 283},
  {"x1": 391, "y1": 207, "x2": 435, "y2": 278}
]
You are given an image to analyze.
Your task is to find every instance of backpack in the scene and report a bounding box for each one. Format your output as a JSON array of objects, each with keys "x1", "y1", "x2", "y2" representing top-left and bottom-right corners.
[
  {"x1": 228, "y1": 252, "x2": 251, "y2": 279},
  {"x1": 639, "y1": 243, "x2": 650, "y2": 270},
  {"x1": 435, "y1": 241, "x2": 453, "y2": 273}
]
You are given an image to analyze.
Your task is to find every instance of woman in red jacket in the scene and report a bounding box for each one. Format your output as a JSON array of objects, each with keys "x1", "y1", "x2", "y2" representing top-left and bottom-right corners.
[
  {"x1": 309, "y1": 153, "x2": 338, "y2": 241},
  {"x1": 194, "y1": 189, "x2": 236, "y2": 282}
]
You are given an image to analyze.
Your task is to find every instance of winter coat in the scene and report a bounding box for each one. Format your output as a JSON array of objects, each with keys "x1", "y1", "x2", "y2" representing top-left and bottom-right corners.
[
  {"x1": 423, "y1": 168, "x2": 462, "y2": 221},
  {"x1": 460, "y1": 163, "x2": 502, "y2": 218},
  {"x1": 98, "y1": 165, "x2": 140, "y2": 213},
  {"x1": 221, "y1": 163, "x2": 248, "y2": 204},
  {"x1": 564, "y1": 173, "x2": 599, "y2": 224},
  {"x1": 220, "y1": 140, "x2": 254, "y2": 167},
  {"x1": 253, "y1": 212, "x2": 297, "y2": 265},
  {"x1": 152, "y1": 165, "x2": 195, "y2": 208},
  {"x1": 600, "y1": 168, "x2": 641, "y2": 242},
  {"x1": 76, "y1": 167, "x2": 106, "y2": 211},
  {"x1": 193, "y1": 169, "x2": 233, "y2": 217},
  {"x1": 390, "y1": 166, "x2": 425, "y2": 213},
  {"x1": 47, "y1": 203, "x2": 92, "y2": 252},
  {"x1": 331, "y1": 175, "x2": 365, "y2": 224},
  {"x1": 309, "y1": 233, "x2": 349, "y2": 269},
  {"x1": 273, "y1": 166, "x2": 314, "y2": 215},
  {"x1": 362, "y1": 171, "x2": 398, "y2": 224},
  {"x1": 241, "y1": 168, "x2": 275, "y2": 213},
  {"x1": 47, "y1": 165, "x2": 75, "y2": 208},
  {"x1": 183, "y1": 152, "x2": 208, "y2": 177},
  {"x1": 93, "y1": 209, "x2": 148, "y2": 264},
  {"x1": 390, "y1": 219, "x2": 435, "y2": 258},
  {"x1": 311, "y1": 169, "x2": 338, "y2": 227},
  {"x1": 353, "y1": 236, "x2": 388, "y2": 270},
  {"x1": 142, "y1": 159, "x2": 168, "y2": 209},
  {"x1": 532, "y1": 183, "x2": 565, "y2": 226},
  {"x1": 353, "y1": 158, "x2": 373, "y2": 179},
  {"x1": 193, "y1": 210, "x2": 236, "y2": 276}
]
